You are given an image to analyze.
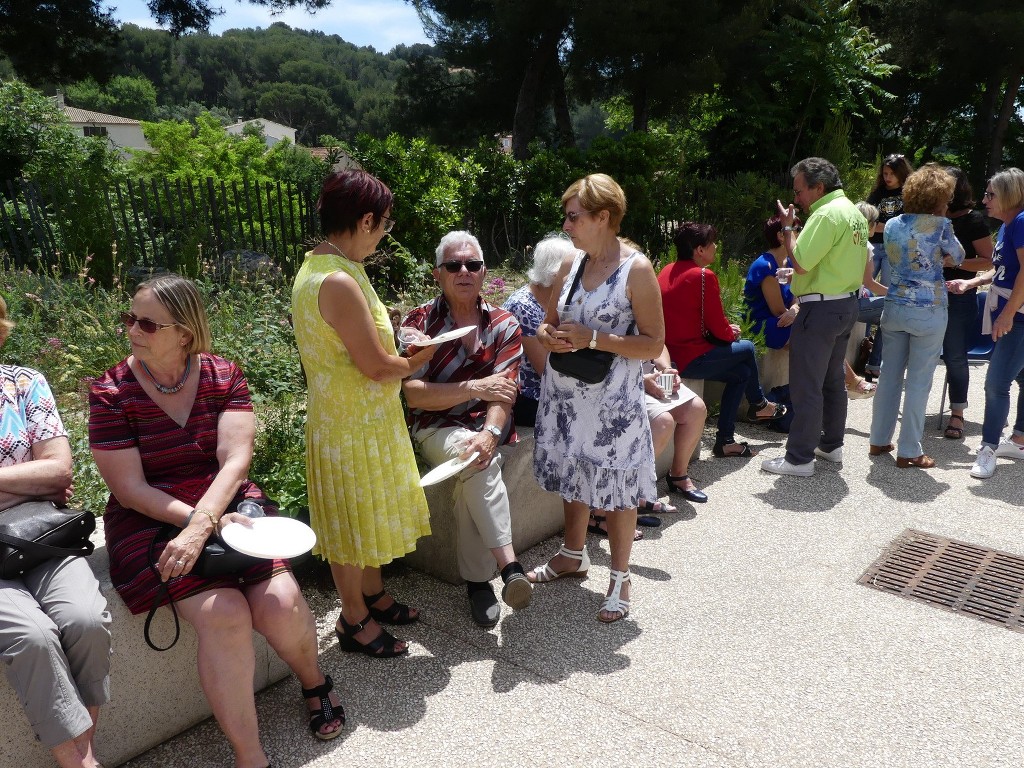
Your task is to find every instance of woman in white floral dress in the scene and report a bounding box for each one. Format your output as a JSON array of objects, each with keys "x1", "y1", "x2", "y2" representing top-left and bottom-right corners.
[{"x1": 531, "y1": 173, "x2": 665, "y2": 622}]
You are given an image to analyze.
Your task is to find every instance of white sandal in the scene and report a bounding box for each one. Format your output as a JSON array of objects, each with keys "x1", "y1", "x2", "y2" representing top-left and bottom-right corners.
[
  {"x1": 598, "y1": 569, "x2": 631, "y2": 623},
  {"x1": 528, "y1": 545, "x2": 590, "y2": 583}
]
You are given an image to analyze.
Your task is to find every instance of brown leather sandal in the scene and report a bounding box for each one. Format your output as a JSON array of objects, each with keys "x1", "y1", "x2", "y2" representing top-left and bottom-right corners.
[{"x1": 896, "y1": 454, "x2": 936, "y2": 469}]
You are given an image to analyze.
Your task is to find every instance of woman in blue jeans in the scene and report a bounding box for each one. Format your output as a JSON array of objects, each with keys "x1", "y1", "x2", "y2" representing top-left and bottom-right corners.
[
  {"x1": 868, "y1": 164, "x2": 964, "y2": 468},
  {"x1": 660, "y1": 222, "x2": 783, "y2": 458},
  {"x1": 948, "y1": 167, "x2": 1024, "y2": 479},
  {"x1": 940, "y1": 167, "x2": 994, "y2": 440}
]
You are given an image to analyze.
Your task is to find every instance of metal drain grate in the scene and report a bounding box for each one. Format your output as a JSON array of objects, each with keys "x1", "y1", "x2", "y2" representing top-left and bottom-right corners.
[{"x1": 858, "y1": 529, "x2": 1024, "y2": 632}]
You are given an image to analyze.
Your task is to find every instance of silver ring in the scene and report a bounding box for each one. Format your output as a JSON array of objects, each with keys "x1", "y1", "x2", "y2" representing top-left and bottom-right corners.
[{"x1": 175, "y1": 560, "x2": 184, "y2": 566}]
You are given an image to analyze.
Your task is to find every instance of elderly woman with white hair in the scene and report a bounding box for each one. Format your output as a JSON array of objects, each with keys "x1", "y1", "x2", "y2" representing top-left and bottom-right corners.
[{"x1": 503, "y1": 234, "x2": 578, "y2": 427}]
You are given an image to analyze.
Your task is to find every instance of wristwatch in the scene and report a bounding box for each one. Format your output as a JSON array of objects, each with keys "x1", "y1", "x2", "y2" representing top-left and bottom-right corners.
[
  {"x1": 588, "y1": 329, "x2": 598, "y2": 349},
  {"x1": 483, "y1": 424, "x2": 502, "y2": 439}
]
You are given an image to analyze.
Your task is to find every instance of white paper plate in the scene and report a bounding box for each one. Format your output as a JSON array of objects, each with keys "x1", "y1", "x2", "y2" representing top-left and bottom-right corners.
[
  {"x1": 416, "y1": 325, "x2": 476, "y2": 346},
  {"x1": 220, "y1": 517, "x2": 317, "y2": 559},
  {"x1": 419, "y1": 451, "x2": 480, "y2": 487}
]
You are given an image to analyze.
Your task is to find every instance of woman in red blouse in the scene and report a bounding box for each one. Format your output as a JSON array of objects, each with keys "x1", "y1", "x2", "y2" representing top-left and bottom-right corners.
[
  {"x1": 89, "y1": 274, "x2": 342, "y2": 768},
  {"x1": 659, "y1": 222, "x2": 783, "y2": 460}
]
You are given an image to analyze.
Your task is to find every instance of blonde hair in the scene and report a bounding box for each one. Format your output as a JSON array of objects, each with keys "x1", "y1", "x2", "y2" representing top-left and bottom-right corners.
[
  {"x1": 988, "y1": 167, "x2": 1024, "y2": 211},
  {"x1": 135, "y1": 274, "x2": 212, "y2": 354},
  {"x1": 0, "y1": 295, "x2": 14, "y2": 346},
  {"x1": 561, "y1": 173, "x2": 627, "y2": 233},
  {"x1": 902, "y1": 163, "x2": 955, "y2": 215}
]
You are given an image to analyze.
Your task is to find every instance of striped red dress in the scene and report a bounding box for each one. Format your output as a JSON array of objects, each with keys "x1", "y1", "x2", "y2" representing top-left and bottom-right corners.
[{"x1": 88, "y1": 353, "x2": 288, "y2": 614}]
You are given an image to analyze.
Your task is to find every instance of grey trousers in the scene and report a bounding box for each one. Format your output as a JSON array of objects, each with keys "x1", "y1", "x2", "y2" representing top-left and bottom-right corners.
[
  {"x1": 0, "y1": 556, "x2": 112, "y2": 747},
  {"x1": 786, "y1": 297, "x2": 859, "y2": 465},
  {"x1": 414, "y1": 426, "x2": 513, "y2": 582}
]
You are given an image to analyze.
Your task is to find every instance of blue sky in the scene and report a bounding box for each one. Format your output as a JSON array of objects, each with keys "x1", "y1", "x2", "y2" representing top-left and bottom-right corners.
[{"x1": 106, "y1": 0, "x2": 431, "y2": 52}]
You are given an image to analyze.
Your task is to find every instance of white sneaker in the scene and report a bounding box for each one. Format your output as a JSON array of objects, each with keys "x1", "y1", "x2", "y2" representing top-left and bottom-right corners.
[
  {"x1": 814, "y1": 446, "x2": 843, "y2": 463},
  {"x1": 761, "y1": 456, "x2": 815, "y2": 476},
  {"x1": 970, "y1": 446, "x2": 997, "y2": 479},
  {"x1": 994, "y1": 439, "x2": 1024, "y2": 460}
]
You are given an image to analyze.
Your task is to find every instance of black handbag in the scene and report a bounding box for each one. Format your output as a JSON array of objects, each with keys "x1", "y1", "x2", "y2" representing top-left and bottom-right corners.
[
  {"x1": 699, "y1": 267, "x2": 733, "y2": 347},
  {"x1": 0, "y1": 501, "x2": 95, "y2": 579},
  {"x1": 144, "y1": 499, "x2": 269, "y2": 651},
  {"x1": 547, "y1": 254, "x2": 624, "y2": 384}
]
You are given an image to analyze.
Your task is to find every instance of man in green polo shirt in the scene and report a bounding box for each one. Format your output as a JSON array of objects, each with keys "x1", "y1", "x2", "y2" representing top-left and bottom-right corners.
[{"x1": 762, "y1": 156, "x2": 868, "y2": 477}]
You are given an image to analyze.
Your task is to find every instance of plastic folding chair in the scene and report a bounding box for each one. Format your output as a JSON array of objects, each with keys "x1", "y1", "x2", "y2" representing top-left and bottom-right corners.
[{"x1": 936, "y1": 290, "x2": 995, "y2": 429}]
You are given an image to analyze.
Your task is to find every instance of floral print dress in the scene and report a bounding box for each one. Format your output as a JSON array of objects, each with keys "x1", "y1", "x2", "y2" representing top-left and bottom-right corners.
[{"x1": 533, "y1": 252, "x2": 656, "y2": 510}]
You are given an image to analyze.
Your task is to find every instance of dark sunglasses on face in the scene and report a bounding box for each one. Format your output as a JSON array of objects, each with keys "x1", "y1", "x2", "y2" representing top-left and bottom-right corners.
[
  {"x1": 382, "y1": 216, "x2": 395, "y2": 233},
  {"x1": 441, "y1": 260, "x2": 484, "y2": 273},
  {"x1": 120, "y1": 311, "x2": 176, "y2": 334}
]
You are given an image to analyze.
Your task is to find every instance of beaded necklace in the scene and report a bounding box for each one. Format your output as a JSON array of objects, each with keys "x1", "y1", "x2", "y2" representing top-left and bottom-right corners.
[{"x1": 139, "y1": 355, "x2": 191, "y2": 395}]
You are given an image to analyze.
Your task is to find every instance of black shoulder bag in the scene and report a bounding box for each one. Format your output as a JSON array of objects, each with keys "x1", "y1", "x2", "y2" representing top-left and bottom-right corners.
[
  {"x1": 143, "y1": 499, "x2": 269, "y2": 651},
  {"x1": 0, "y1": 501, "x2": 95, "y2": 579},
  {"x1": 548, "y1": 255, "x2": 631, "y2": 385}
]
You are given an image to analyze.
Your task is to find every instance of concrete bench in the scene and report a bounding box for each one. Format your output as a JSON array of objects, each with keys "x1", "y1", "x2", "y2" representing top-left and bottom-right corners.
[
  {"x1": 756, "y1": 321, "x2": 867, "y2": 395},
  {"x1": 402, "y1": 426, "x2": 566, "y2": 584},
  {"x1": 0, "y1": 519, "x2": 290, "y2": 768}
]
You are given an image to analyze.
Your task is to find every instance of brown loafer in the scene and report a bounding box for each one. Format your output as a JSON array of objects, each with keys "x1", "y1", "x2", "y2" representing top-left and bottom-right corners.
[
  {"x1": 869, "y1": 444, "x2": 894, "y2": 456},
  {"x1": 896, "y1": 454, "x2": 936, "y2": 469}
]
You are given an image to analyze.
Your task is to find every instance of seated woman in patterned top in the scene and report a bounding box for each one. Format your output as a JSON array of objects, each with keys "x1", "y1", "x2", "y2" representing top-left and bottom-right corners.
[{"x1": 0, "y1": 295, "x2": 111, "y2": 768}]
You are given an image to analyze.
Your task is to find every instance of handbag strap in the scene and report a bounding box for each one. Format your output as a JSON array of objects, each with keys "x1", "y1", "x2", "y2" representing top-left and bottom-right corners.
[
  {"x1": 144, "y1": 526, "x2": 181, "y2": 652},
  {"x1": 700, "y1": 267, "x2": 709, "y2": 339},
  {"x1": 561, "y1": 253, "x2": 589, "y2": 310},
  {"x1": 561, "y1": 253, "x2": 637, "y2": 336},
  {"x1": 0, "y1": 531, "x2": 94, "y2": 560}
]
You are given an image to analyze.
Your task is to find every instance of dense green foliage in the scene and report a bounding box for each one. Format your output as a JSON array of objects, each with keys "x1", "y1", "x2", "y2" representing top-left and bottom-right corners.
[
  {"x1": 0, "y1": 257, "x2": 309, "y2": 516},
  {"x1": 110, "y1": 23, "x2": 415, "y2": 144}
]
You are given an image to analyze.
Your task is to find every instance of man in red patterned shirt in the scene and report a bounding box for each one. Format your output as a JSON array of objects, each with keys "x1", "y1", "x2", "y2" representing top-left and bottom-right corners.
[{"x1": 402, "y1": 231, "x2": 532, "y2": 628}]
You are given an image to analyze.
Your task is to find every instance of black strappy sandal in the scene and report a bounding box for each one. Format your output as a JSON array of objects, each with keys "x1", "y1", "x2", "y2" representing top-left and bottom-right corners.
[
  {"x1": 336, "y1": 614, "x2": 409, "y2": 658},
  {"x1": 301, "y1": 674, "x2": 344, "y2": 741},
  {"x1": 363, "y1": 589, "x2": 419, "y2": 625}
]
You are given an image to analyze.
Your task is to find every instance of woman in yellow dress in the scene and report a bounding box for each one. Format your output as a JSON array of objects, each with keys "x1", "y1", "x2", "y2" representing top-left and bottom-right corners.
[{"x1": 292, "y1": 169, "x2": 435, "y2": 657}]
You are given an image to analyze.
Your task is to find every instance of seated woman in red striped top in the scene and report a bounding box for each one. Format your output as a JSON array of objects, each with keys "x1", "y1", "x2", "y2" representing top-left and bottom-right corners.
[{"x1": 88, "y1": 274, "x2": 341, "y2": 768}]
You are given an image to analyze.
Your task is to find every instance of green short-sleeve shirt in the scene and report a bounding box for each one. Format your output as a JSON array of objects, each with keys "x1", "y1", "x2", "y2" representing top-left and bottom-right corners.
[{"x1": 792, "y1": 189, "x2": 869, "y2": 296}]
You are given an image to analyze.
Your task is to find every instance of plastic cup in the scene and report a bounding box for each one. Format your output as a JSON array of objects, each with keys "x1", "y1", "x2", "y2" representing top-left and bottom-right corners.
[
  {"x1": 657, "y1": 372, "x2": 675, "y2": 394},
  {"x1": 776, "y1": 267, "x2": 794, "y2": 285},
  {"x1": 397, "y1": 327, "x2": 420, "y2": 353}
]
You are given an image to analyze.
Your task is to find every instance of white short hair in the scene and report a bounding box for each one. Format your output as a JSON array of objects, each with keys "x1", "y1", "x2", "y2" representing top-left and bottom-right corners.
[
  {"x1": 855, "y1": 201, "x2": 879, "y2": 227},
  {"x1": 435, "y1": 230, "x2": 484, "y2": 266},
  {"x1": 529, "y1": 236, "x2": 577, "y2": 287}
]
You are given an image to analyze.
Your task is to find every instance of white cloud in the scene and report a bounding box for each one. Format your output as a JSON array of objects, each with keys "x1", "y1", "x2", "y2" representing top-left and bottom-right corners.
[{"x1": 107, "y1": 0, "x2": 430, "y2": 52}]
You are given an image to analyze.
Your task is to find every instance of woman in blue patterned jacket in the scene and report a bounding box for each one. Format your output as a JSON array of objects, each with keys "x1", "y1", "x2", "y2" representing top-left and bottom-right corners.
[{"x1": 868, "y1": 164, "x2": 965, "y2": 469}]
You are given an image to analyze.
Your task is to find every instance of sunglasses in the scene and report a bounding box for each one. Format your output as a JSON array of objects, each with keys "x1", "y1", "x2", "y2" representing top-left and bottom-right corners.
[
  {"x1": 383, "y1": 216, "x2": 395, "y2": 233},
  {"x1": 120, "y1": 311, "x2": 177, "y2": 334},
  {"x1": 440, "y1": 260, "x2": 484, "y2": 273},
  {"x1": 564, "y1": 211, "x2": 590, "y2": 223},
  {"x1": 983, "y1": 191, "x2": 996, "y2": 200},
  {"x1": 885, "y1": 153, "x2": 905, "y2": 164}
]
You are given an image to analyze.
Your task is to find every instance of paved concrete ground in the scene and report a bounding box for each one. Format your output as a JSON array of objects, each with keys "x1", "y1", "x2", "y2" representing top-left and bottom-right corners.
[{"x1": 124, "y1": 368, "x2": 1024, "y2": 768}]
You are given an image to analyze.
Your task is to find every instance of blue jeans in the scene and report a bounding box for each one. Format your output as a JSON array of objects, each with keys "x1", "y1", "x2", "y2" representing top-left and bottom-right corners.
[
  {"x1": 681, "y1": 339, "x2": 765, "y2": 446},
  {"x1": 859, "y1": 295, "x2": 885, "y2": 371},
  {"x1": 943, "y1": 291, "x2": 977, "y2": 411},
  {"x1": 869, "y1": 303, "x2": 947, "y2": 458},
  {"x1": 981, "y1": 318, "x2": 1024, "y2": 448},
  {"x1": 871, "y1": 242, "x2": 891, "y2": 288}
]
